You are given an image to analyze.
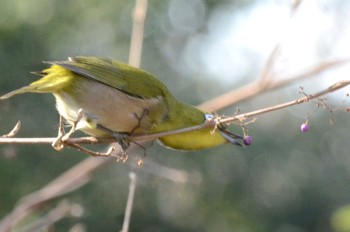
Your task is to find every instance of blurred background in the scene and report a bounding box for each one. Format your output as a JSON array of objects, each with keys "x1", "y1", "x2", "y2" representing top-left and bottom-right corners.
[{"x1": 1, "y1": 0, "x2": 350, "y2": 231}]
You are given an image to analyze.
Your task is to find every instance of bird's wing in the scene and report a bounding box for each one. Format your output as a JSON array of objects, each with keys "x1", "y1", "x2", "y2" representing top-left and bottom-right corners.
[{"x1": 46, "y1": 56, "x2": 169, "y2": 99}]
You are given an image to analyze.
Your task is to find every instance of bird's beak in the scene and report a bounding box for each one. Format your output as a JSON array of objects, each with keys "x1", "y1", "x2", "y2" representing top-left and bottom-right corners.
[{"x1": 218, "y1": 127, "x2": 244, "y2": 146}]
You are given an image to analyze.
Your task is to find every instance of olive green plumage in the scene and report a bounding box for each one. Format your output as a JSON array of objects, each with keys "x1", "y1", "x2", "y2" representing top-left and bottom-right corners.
[{"x1": 0, "y1": 56, "x2": 242, "y2": 150}]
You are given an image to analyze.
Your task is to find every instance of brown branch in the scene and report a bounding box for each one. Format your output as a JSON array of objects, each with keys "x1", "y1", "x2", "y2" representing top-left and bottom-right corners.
[
  {"x1": 121, "y1": 172, "x2": 137, "y2": 232},
  {"x1": 1, "y1": 80, "x2": 349, "y2": 147},
  {"x1": 220, "y1": 80, "x2": 350, "y2": 124},
  {"x1": 128, "y1": 0, "x2": 148, "y2": 67},
  {"x1": 0, "y1": 154, "x2": 114, "y2": 231},
  {"x1": 198, "y1": 58, "x2": 350, "y2": 111},
  {"x1": 1, "y1": 121, "x2": 21, "y2": 138},
  {"x1": 14, "y1": 200, "x2": 83, "y2": 232}
]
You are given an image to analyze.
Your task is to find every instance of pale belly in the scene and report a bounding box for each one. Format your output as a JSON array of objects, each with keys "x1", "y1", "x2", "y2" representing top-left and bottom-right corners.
[{"x1": 53, "y1": 79, "x2": 166, "y2": 137}]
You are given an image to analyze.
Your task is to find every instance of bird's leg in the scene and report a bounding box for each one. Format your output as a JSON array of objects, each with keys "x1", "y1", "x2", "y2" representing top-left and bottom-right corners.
[
  {"x1": 128, "y1": 109, "x2": 152, "y2": 165},
  {"x1": 52, "y1": 115, "x2": 67, "y2": 150},
  {"x1": 95, "y1": 124, "x2": 131, "y2": 162},
  {"x1": 52, "y1": 109, "x2": 84, "y2": 150},
  {"x1": 66, "y1": 142, "x2": 116, "y2": 157},
  {"x1": 89, "y1": 110, "x2": 148, "y2": 162},
  {"x1": 130, "y1": 109, "x2": 149, "y2": 134}
]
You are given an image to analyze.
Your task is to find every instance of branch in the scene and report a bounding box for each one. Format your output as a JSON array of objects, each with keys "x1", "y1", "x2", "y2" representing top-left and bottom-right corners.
[
  {"x1": 128, "y1": 0, "x2": 148, "y2": 67},
  {"x1": 0, "y1": 153, "x2": 113, "y2": 231},
  {"x1": 14, "y1": 200, "x2": 83, "y2": 232},
  {"x1": 1, "y1": 80, "x2": 349, "y2": 146},
  {"x1": 1, "y1": 121, "x2": 21, "y2": 138},
  {"x1": 121, "y1": 172, "x2": 137, "y2": 232},
  {"x1": 198, "y1": 58, "x2": 350, "y2": 111},
  {"x1": 220, "y1": 80, "x2": 350, "y2": 124}
]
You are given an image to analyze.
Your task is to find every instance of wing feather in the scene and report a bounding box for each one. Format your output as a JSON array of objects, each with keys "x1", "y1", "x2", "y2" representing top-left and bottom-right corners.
[{"x1": 45, "y1": 56, "x2": 168, "y2": 99}]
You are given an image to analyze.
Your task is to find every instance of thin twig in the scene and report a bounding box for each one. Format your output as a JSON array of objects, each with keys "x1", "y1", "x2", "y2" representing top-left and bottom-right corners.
[
  {"x1": 1, "y1": 121, "x2": 21, "y2": 138},
  {"x1": 121, "y1": 172, "x2": 137, "y2": 232},
  {"x1": 220, "y1": 80, "x2": 350, "y2": 124},
  {"x1": 128, "y1": 0, "x2": 148, "y2": 67},
  {"x1": 0, "y1": 154, "x2": 111, "y2": 232},
  {"x1": 198, "y1": 58, "x2": 350, "y2": 111},
  {"x1": 1, "y1": 80, "x2": 349, "y2": 147},
  {"x1": 15, "y1": 200, "x2": 83, "y2": 232}
]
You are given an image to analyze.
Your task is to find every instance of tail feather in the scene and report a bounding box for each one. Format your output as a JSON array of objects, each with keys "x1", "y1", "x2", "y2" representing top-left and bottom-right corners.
[
  {"x1": 0, "y1": 86, "x2": 36, "y2": 100},
  {"x1": 1, "y1": 65, "x2": 73, "y2": 100}
]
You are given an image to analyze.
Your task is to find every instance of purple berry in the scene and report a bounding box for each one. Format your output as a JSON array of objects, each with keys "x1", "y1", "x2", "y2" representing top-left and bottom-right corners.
[
  {"x1": 243, "y1": 135, "x2": 253, "y2": 145},
  {"x1": 300, "y1": 123, "x2": 309, "y2": 133}
]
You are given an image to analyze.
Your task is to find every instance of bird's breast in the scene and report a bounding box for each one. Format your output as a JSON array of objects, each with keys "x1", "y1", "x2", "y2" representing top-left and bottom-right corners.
[{"x1": 53, "y1": 77, "x2": 167, "y2": 137}]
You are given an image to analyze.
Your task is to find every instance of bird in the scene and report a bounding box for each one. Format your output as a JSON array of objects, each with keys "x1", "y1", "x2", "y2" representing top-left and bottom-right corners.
[{"x1": 0, "y1": 56, "x2": 243, "y2": 150}]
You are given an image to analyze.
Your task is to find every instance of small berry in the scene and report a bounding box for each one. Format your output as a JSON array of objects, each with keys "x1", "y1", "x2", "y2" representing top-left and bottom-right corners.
[
  {"x1": 243, "y1": 135, "x2": 253, "y2": 145},
  {"x1": 300, "y1": 123, "x2": 309, "y2": 133}
]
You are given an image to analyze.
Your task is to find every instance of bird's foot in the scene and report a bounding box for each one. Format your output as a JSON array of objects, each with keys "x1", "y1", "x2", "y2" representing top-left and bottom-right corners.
[
  {"x1": 95, "y1": 123, "x2": 131, "y2": 162},
  {"x1": 112, "y1": 132, "x2": 131, "y2": 163},
  {"x1": 52, "y1": 109, "x2": 84, "y2": 150}
]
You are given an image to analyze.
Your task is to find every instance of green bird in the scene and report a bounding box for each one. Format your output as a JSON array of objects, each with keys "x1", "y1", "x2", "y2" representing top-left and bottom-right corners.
[{"x1": 0, "y1": 56, "x2": 243, "y2": 150}]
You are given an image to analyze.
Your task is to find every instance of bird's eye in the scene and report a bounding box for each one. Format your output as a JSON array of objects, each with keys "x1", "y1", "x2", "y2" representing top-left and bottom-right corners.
[{"x1": 204, "y1": 114, "x2": 215, "y2": 121}]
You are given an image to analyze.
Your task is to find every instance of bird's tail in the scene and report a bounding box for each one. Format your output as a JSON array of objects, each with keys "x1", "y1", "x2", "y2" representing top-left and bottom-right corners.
[
  {"x1": 1, "y1": 65, "x2": 73, "y2": 100},
  {"x1": 0, "y1": 85, "x2": 37, "y2": 100}
]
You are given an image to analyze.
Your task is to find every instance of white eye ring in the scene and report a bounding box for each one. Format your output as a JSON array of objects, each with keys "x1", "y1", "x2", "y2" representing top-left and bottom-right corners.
[{"x1": 204, "y1": 113, "x2": 215, "y2": 121}]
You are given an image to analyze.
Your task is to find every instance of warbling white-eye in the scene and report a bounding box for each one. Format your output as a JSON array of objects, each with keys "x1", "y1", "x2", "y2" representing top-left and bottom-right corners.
[{"x1": 0, "y1": 56, "x2": 243, "y2": 150}]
